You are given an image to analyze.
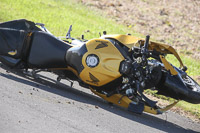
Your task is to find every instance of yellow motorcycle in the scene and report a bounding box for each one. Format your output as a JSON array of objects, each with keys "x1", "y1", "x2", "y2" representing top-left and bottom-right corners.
[{"x1": 0, "y1": 19, "x2": 199, "y2": 115}]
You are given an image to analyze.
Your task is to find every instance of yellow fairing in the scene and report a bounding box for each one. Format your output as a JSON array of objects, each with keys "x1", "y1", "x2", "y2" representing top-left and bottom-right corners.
[
  {"x1": 160, "y1": 55, "x2": 178, "y2": 75},
  {"x1": 90, "y1": 87, "x2": 178, "y2": 115},
  {"x1": 102, "y1": 34, "x2": 184, "y2": 68},
  {"x1": 101, "y1": 34, "x2": 142, "y2": 48},
  {"x1": 90, "y1": 87, "x2": 132, "y2": 108},
  {"x1": 79, "y1": 39, "x2": 124, "y2": 86}
]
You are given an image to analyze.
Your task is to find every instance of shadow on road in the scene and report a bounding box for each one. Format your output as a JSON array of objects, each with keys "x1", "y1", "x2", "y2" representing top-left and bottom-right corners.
[{"x1": 0, "y1": 64, "x2": 198, "y2": 133}]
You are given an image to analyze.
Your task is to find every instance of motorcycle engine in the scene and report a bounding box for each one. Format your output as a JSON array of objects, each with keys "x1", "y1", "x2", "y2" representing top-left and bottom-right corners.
[{"x1": 119, "y1": 59, "x2": 162, "y2": 90}]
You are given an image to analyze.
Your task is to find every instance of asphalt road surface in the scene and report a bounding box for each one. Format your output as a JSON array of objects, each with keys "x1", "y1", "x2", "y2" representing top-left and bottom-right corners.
[{"x1": 0, "y1": 64, "x2": 200, "y2": 133}]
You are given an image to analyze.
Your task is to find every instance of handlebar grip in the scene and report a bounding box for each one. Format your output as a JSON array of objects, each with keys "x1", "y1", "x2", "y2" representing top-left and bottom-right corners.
[{"x1": 144, "y1": 35, "x2": 150, "y2": 51}]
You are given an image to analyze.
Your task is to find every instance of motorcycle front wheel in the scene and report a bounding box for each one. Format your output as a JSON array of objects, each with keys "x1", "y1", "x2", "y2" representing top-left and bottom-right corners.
[{"x1": 182, "y1": 75, "x2": 200, "y2": 104}]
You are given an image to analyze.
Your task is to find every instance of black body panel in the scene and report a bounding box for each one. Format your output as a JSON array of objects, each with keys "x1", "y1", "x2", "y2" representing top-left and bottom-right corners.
[
  {"x1": 128, "y1": 102, "x2": 145, "y2": 114},
  {"x1": 106, "y1": 38, "x2": 131, "y2": 60},
  {"x1": 65, "y1": 44, "x2": 87, "y2": 74},
  {"x1": 0, "y1": 19, "x2": 41, "y2": 31},
  {"x1": 157, "y1": 73, "x2": 200, "y2": 104},
  {"x1": 0, "y1": 56, "x2": 21, "y2": 68},
  {"x1": 0, "y1": 28, "x2": 27, "y2": 58},
  {"x1": 0, "y1": 19, "x2": 41, "y2": 67},
  {"x1": 28, "y1": 31, "x2": 72, "y2": 68}
]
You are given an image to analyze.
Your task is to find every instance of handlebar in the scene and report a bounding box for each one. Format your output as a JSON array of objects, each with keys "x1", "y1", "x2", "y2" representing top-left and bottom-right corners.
[
  {"x1": 139, "y1": 35, "x2": 150, "y2": 66},
  {"x1": 144, "y1": 35, "x2": 150, "y2": 54}
]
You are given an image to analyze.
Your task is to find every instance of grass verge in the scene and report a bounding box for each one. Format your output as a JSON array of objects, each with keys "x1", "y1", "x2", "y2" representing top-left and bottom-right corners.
[{"x1": 0, "y1": 0, "x2": 139, "y2": 38}]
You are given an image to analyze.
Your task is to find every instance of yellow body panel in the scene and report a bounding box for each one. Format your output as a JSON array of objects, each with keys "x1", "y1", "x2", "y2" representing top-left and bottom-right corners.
[
  {"x1": 101, "y1": 34, "x2": 142, "y2": 48},
  {"x1": 8, "y1": 50, "x2": 17, "y2": 56},
  {"x1": 90, "y1": 87, "x2": 178, "y2": 115},
  {"x1": 160, "y1": 55, "x2": 178, "y2": 75},
  {"x1": 79, "y1": 39, "x2": 125, "y2": 86},
  {"x1": 90, "y1": 87, "x2": 132, "y2": 108},
  {"x1": 102, "y1": 34, "x2": 184, "y2": 68}
]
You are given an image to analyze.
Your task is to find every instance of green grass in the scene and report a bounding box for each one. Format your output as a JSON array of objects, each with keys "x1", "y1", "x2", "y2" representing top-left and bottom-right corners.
[
  {"x1": 177, "y1": 101, "x2": 200, "y2": 117},
  {"x1": 0, "y1": 0, "x2": 200, "y2": 118},
  {"x1": 167, "y1": 54, "x2": 200, "y2": 76},
  {"x1": 0, "y1": 0, "x2": 139, "y2": 38}
]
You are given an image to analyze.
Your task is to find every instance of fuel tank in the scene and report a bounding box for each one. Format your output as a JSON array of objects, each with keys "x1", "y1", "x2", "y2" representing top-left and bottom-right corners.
[
  {"x1": 66, "y1": 39, "x2": 125, "y2": 87},
  {"x1": 80, "y1": 39, "x2": 125, "y2": 86}
]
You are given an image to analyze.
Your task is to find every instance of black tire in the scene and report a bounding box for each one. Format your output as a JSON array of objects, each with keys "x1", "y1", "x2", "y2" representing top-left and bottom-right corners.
[
  {"x1": 183, "y1": 75, "x2": 200, "y2": 93},
  {"x1": 182, "y1": 75, "x2": 200, "y2": 104}
]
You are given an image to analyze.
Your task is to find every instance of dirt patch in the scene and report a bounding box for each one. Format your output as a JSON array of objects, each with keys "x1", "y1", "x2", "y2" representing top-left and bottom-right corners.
[
  {"x1": 80, "y1": 0, "x2": 200, "y2": 60},
  {"x1": 192, "y1": 76, "x2": 200, "y2": 83}
]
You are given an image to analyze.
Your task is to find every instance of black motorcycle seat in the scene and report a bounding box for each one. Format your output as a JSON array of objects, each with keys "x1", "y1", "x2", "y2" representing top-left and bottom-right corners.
[{"x1": 28, "y1": 31, "x2": 72, "y2": 68}]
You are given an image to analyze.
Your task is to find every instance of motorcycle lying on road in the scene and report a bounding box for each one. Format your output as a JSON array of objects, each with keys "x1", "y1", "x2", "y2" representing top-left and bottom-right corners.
[{"x1": 0, "y1": 19, "x2": 200, "y2": 115}]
